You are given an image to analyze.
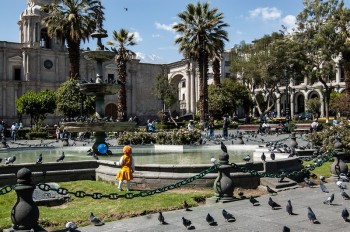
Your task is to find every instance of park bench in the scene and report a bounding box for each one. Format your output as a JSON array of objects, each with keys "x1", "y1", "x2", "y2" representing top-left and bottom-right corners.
[
  {"x1": 237, "y1": 124, "x2": 260, "y2": 133},
  {"x1": 294, "y1": 124, "x2": 311, "y2": 134}
]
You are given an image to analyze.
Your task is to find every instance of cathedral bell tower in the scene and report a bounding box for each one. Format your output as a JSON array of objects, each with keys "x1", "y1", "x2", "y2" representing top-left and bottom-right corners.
[{"x1": 18, "y1": 0, "x2": 63, "y2": 51}]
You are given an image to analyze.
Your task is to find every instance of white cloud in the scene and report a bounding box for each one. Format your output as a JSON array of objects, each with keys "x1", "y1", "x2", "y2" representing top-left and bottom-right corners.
[
  {"x1": 152, "y1": 34, "x2": 160, "y2": 38},
  {"x1": 130, "y1": 31, "x2": 143, "y2": 42},
  {"x1": 282, "y1": 15, "x2": 297, "y2": 32},
  {"x1": 155, "y1": 22, "x2": 177, "y2": 33},
  {"x1": 249, "y1": 7, "x2": 282, "y2": 20},
  {"x1": 236, "y1": 30, "x2": 243, "y2": 35},
  {"x1": 135, "y1": 52, "x2": 166, "y2": 64}
]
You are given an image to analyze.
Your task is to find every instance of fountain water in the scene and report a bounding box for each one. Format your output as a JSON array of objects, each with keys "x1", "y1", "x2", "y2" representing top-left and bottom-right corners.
[{"x1": 63, "y1": 2, "x2": 135, "y2": 156}]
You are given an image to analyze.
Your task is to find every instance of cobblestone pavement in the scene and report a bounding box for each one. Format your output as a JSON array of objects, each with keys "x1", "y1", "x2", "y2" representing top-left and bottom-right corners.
[{"x1": 77, "y1": 181, "x2": 350, "y2": 232}]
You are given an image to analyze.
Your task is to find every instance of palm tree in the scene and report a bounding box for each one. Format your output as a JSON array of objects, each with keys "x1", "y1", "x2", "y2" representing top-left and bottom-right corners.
[
  {"x1": 173, "y1": 2, "x2": 229, "y2": 122},
  {"x1": 42, "y1": 0, "x2": 100, "y2": 79},
  {"x1": 107, "y1": 29, "x2": 136, "y2": 121}
]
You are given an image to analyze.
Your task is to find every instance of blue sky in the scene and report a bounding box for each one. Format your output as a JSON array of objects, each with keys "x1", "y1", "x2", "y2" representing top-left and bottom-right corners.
[{"x1": 0, "y1": 1, "x2": 347, "y2": 63}]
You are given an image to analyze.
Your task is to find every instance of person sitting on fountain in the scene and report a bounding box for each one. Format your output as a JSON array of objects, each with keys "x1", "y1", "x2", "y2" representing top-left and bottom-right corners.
[
  {"x1": 95, "y1": 74, "x2": 103, "y2": 83},
  {"x1": 115, "y1": 145, "x2": 135, "y2": 191}
]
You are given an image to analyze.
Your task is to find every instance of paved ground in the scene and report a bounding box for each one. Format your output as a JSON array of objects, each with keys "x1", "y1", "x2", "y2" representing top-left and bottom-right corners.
[
  {"x1": 77, "y1": 181, "x2": 350, "y2": 232},
  {"x1": 2, "y1": 130, "x2": 320, "y2": 232}
]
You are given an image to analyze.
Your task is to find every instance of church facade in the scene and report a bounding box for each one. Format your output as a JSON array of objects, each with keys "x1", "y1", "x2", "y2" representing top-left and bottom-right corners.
[{"x1": 0, "y1": 0, "x2": 346, "y2": 128}]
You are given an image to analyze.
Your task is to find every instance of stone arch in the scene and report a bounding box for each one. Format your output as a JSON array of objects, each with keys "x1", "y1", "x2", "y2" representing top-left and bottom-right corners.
[
  {"x1": 169, "y1": 73, "x2": 185, "y2": 115},
  {"x1": 294, "y1": 92, "x2": 305, "y2": 114},
  {"x1": 105, "y1": 103, "x2": 117, "y2": 118}
]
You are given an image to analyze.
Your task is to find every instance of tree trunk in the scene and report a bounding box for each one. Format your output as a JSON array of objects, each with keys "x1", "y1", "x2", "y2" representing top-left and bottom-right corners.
[
  {"x1": 212, "y1": 58, "x2": 221, "y2": 85},
  {"x1": 117, "y1": 57, "x2": 127, "y2": 121},
  {"x1": 66, "y1": 38, "x2": 80, "y2": 79}
]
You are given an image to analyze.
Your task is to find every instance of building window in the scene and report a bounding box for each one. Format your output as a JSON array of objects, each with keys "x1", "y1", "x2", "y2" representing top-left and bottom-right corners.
[
  {"x1": 182, "y1": 93, "x2": 185, "y2": 100},
  {"x1": 14, "y1": 68, "x2": 21, "y2": 81},
  {"x1": 225, "y1": 61, "x2": 230, "y2": 66},
  {"x1": 182, "y1": 80, "x2": 186, "y2": 88},
  {"x1": 225, "y1": 73, "x2": 230, "y2": 78},
  {"x1": 108, "y1": 74, "x2": 115, "y2": 83}
]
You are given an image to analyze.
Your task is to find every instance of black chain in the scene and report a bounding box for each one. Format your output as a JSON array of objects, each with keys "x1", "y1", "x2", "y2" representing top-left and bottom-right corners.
[
  {"x1": 230, "y1": 151, "x2": 335, "y2": 178},
  {"x1": 0, "y1": 152, "x2": 335, "y2": 197},
  {"x1": 243, "y1": 134, "x2": 292, "y2": 144}
]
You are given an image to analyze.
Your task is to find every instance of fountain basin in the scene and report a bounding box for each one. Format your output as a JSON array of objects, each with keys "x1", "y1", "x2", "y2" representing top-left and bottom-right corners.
[
  {"x1": 78, "y1": 83, "x2": 120, "y2": 95},
  {"x1": 63, "y1": 121, "x2": 136, "y2": 132},
  {"x1": 0, "y1": 157, "x2": 302, "y2": 189},
  {"x1": 83, "y1": 50, "x2": 115, "y2": 62}
]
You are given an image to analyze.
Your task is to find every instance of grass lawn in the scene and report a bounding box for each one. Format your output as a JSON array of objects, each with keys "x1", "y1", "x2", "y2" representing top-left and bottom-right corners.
[
  {"x1": 303, "y1": 159, "x2": 350, "y2": 180},
  {"x1": 0, "y1": 180, "x2": 213, "y2": 231}
]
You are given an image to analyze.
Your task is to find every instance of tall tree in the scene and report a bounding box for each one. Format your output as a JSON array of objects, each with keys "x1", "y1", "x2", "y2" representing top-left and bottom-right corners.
[
  {"x1": 16, "y1": 90, "x2": 56, "y2": 130},
  {"x1": 107, "y1": 29, "x2": 136, "y2": 121},
  {"x1": 173, "y1": 2, "x2": 229, "y2": 122},
  {"x1": 294, "y1": 0, "x2": 348, "y2": 121},
  {"x1": 42, "y1": 0, "x2": 101, "y2": 79},
  {"x1": 153, "y1": 74, "x2": 178, "y2": 112},
  {"x1": 230, "y1": 33, "x2": 301, "y2": 116}
]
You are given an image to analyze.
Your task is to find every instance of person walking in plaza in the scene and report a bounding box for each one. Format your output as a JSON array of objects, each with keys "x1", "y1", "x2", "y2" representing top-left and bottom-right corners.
[
  {"x1": 222, "y1": 115, "x2": 229, "y2": 138},
  {"x1": 115, "y1": 145, "x2": 135, "y2": 191},
  {"x1": 55, "y1": 126, "x2": 61, "y2": 141},
  {"x1": 11, "y1": 122, "x2": 17, "y2": 141},
  {"x1": 208, "y1": 116, "x2": 214, "y2": 138}
]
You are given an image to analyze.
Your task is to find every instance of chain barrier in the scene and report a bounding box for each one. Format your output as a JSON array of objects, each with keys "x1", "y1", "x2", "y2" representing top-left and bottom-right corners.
[
  {"x1": 0, "y1": 165, "x2": 218, "y2": 199},
  {"x1": 0, "y1": 151, "x2": 336, "y2": 198},
  {"x1": 229, "y1": 151, "x2": 335, "y2": 179}
]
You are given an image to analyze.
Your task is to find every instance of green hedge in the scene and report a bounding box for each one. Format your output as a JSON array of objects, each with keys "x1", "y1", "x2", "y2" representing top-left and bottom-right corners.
[
  {"x1": 118, "y1": 129, "x2": 201, "y2": 145},
  {"x1": 26, "y1": 132, "x2": 48, "y2": 140}
]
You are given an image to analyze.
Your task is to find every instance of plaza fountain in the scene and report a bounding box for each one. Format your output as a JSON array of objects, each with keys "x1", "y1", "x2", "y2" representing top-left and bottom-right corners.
[{"x1": 62, "y1": 3, "x2": 136, "y2": 156}]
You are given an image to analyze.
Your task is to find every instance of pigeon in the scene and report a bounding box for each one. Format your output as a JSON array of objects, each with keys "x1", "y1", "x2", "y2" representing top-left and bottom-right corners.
[
  {"x1": 183, "y1": 200, "x2": 191, "y2": 211},
  {"x1": 65, "y1": 221, "x2": 78, "y2": 231},
  {"x1": 270, "y1": 152, "x2": 275, "y2": 160},
  {"x1": 307, "y1": 207, "x2": 317, "y2": 223},
  {"x1": 206, "y1": 213, "x2": 216, "y2": 225},
  {"x1": 282, "y1": 226, "x2": 291, "y2": 232},
  {"x1": 340, "y1": 190, "x2": 350, "y2": 200},
  {"x1": 243, "y1": 154, "x2": 251, "y2": 162},
  {"x1": 222, "y1": 209, "x2": 235, "y2": 222},
  {"x1": 268, "y1": 197, "x2": 281, "y2": 210},
  {"x1": 304, "y1": 177, "x2": 316, "y2": 187},
  {"x1": 182, "y1": 217, "x2": 192, "y2": 229},
  {"x1": 261, "y1": 153, "x2": 266, "y2": 162},
  {"x1": 337, "y1": 180, "x2": 347, "y2": 190},
  {"x1": 5, "y1": 156, "x2": 16, "y2": 165},
  {"x1": 309, "y1": 173, "x2": 317, "y2": 179},
  {"x1": 158, "y1": 211, "x2": 166, "y2": 224},
  {"x1": 220, "y1": 141, "x2": 227, "y2": 153},
  {"x1": 56, "y1": 152, "x2": 65, "y2": 162},
  {"x1": 339, "y1": 173, "x2": 349, "y2": 182},
  {"x1": 323, "y1": 193, "x2": 334, "y2": 205},
  {"x1": 286, "y1": 200, "x2": 293, "y2": 215},
  {"x1": 89, "y1": 212, "x2": 104, "y2": 226},
  {"x1": 342, "y1": 208, "x2": 349, "y2": 221},
  {"x1": 267, "y1": 186, "x2": 277, "y2": 195},
  {"x1": 249, "y1": 196, "x2": 259, "y2": 206},
  {"x1": 36, "y1": 153, "x2": 43, "y2": 164},
  {"x1": 319, "y1": 181, "x2": 329, "y2": 193}
]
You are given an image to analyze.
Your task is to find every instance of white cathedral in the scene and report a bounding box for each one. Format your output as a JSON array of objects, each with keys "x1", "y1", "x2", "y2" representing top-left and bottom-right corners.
[{"x1": 0, "y1": 0, "x2": 204, "y2": 126}]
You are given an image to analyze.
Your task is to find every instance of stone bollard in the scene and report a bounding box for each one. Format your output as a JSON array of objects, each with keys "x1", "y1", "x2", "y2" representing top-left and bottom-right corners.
[
  {"x1": 236, "y1": 132, "x2": 244, "y2": 144},
  {"x1": 6, "y1": 168, "x2": 43, "y2": 232},
  {"x1": 331, "y1": 136, "x2": 348, "y2": 176},
  {"x1": 212, "y1": 152, "x2": 235, "y2": 203}
]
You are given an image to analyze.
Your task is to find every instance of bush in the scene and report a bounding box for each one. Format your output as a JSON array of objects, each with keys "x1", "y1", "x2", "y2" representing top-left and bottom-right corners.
[
  {"x1": 117, "y1": 129, "x2": 201, "y2": 145},
  {"x1": 17, "y1": 129, "x2": 30, "y2": 139},
  {"x1": 306, "y1": 122, "x2": 350, "y2": 153}
]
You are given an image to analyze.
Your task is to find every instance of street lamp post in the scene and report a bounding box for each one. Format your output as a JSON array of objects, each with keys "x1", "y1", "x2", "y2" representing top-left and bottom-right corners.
[{"x1": 282, "y1": 70, "x2": 290, "y2": 121}]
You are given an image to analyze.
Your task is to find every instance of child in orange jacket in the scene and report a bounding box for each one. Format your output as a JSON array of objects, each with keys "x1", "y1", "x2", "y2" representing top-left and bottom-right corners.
[{"x1": 115, "y1": 145, "x2": 135, "y2": 191}]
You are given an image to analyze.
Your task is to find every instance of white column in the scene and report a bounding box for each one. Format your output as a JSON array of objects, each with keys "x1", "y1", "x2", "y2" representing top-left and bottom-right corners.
[
  {"x1": 320, "y1": 96, "x2": 325, "y2": 117},
  {"x1": 290, "y1": 93, "x2": 295, "y2": 119},
  {"x1": 191, "y1": 63, "x2": 196, "y2": 113},
  {"x1": 276, "y1": 97, "x2": 281, "y2": 117},
  {"x1": 186, "y1": 73, "x2": 191, "y2": 114}
]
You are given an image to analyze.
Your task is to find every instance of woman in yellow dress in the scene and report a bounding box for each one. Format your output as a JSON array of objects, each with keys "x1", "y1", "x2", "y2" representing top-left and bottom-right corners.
[{"x1": 116, "y1": 145, "x2": 135, "y2": 191}]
